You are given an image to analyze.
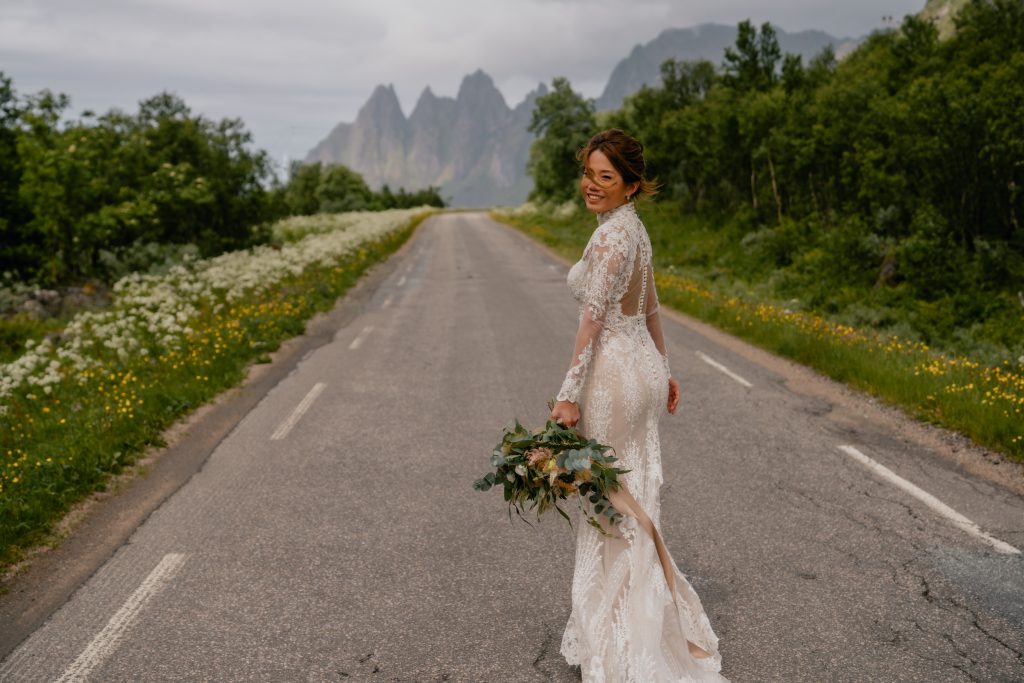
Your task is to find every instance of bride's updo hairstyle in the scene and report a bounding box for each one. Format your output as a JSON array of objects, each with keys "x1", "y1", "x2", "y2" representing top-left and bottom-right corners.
[{"x1": 577, "y1": 128, "x2": 659, "y2": 201}]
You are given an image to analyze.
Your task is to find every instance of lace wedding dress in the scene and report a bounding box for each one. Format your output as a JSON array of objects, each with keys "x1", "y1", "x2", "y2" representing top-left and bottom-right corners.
[{"x1": 556, "y1": 202, "x2": 728, "y2": 682}]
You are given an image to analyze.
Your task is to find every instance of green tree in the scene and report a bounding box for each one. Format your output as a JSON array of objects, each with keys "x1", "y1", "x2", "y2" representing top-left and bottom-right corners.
[
  {"x1": 316, "y1": 164, "x2": 373, "y2": 212},
  {"x1": 723, "y1": 20, "x2": 782, "y2": 92},
  {"x1": 283, "y1": 161, "x2": 323, "y2": 215},
  {"x1": 0, "y1": 73, "x2": 33, "y2": 275},
  {"x1": 527, "y1": 77, "x2": 596, "y2": 202}
]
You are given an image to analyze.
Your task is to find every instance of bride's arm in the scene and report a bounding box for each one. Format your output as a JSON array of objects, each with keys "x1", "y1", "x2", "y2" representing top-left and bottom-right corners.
[
  {"x1": 550, "y1": 226, "x2": 629, "y2": 426},
  {"x1": 555, "y1": 306, "x2": 604, "y2": 407}
]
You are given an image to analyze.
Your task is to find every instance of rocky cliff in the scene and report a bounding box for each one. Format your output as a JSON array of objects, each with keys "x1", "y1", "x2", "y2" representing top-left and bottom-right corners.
[
  {"x1": 305, "y1": 71, "x2": 543, "y2": 208},
  {"x1": 306, "y1": 24, "x2": 860, "y2": 207}
]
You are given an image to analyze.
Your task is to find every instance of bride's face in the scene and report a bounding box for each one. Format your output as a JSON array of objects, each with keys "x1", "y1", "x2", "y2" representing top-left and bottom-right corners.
[{"x1": 580, "y1": 149, "x2": 639, "y2": 213}]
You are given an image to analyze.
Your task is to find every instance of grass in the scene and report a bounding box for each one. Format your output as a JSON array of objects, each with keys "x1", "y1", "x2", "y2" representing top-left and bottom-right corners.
[
  {"x1": 493, "y1": 205, "x2": 1024, "y2": 464},
  {"x1": 0, "y1": 211, "x2": 429, "y2": 571},
  {"x1": 0, "y1": 315, "x2": 65, "y2": 364}
]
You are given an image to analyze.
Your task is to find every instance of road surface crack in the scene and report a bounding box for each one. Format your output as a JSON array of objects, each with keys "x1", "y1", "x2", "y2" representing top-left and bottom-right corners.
[
  {"x1": 533, "y1": 623, "x2": 554, "y2": 673},
  {"x1": 891, "y1": 557, "x2": 1024, "y2": 675}
]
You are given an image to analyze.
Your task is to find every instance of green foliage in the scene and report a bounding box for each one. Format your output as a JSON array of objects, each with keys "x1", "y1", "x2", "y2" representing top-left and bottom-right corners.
[
  {"x1": 0, "y1": 212, "x2": 425, "y2": 569},
  {"x1": 272, "y1": 161, "x2": 446, "y2": 218},
  {"x1": 0, "y1": 83, "x2": 276, "y2": 285},
  {"x1": 474, "y1": 417, "x2": 628, "y2": 533},
  {"x1": 722, "y1": 20, "x2": 782, "y2": 92},
  {"x1": 527, "y1": 77, "x2": 596, "y2": 203},
  {"x1": 525, "y1": 1, "x2": 1024, "y2": 363},
  {"x1": 0, "y1": 74, "x2": 447, "y2": 290}
]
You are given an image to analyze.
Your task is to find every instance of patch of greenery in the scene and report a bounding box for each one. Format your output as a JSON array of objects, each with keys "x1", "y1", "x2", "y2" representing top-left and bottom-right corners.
[
  {"x1": 0, "y1": 212, "x2": 427, "y2": 571},
  {"x1": 495, "y1": 206, "x2": 1024, "y2": 463}
]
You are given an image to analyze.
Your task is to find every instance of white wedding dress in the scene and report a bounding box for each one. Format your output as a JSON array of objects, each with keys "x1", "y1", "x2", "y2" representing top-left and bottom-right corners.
[{"x1": 556, "y1": 202, "x2": 728, "y2": 682}]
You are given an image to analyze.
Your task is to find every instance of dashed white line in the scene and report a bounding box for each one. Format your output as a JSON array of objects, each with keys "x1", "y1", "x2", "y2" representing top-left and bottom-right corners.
[
  {"x1": 396, "y1": 275, "x2": 407, "y2": 287},
  {"x1": 382, "y1": 295, "x2": 393, "y2": 309},
  {"x1": 348, "y1": 325, "x2": 374, "y2": 350},
  {"x1": 838, "y1": 445, "x2": 1021, "y2": 555},
  {"x1": 270, "y1": 382, "x2": 326, "y2": 440},
  {"x1": 695, "y1": 351, "x2": 753, "y2": 388},
  {"x1": 56, "y1": 553, "x2": 188, "y2": 682}
]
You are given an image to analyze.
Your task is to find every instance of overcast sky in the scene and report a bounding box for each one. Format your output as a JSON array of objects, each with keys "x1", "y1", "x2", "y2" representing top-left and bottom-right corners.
[{"x1": 0, "y1": 0, "x2": 923, "y2": 178}]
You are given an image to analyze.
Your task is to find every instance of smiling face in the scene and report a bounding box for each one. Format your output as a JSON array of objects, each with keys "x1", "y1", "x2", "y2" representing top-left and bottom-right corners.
[{"x1": 580, "y1": 149, "x2": 640, "y2": 214}]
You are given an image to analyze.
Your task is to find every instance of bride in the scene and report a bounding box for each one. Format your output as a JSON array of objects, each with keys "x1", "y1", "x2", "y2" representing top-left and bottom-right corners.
[{"x1": 549, "y1": 129, "x2": 729, "y2": 682}]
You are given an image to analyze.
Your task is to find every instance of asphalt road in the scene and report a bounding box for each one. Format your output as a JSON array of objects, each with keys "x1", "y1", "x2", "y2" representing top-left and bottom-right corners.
[{"x1": 1, "y1": 212, "x2": 1022, "y2": 682}]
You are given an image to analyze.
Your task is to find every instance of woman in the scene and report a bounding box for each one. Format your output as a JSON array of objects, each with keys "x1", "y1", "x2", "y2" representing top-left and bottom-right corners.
[{"x1": 549, "y1": 129, "x2": 728, "y2": 682}]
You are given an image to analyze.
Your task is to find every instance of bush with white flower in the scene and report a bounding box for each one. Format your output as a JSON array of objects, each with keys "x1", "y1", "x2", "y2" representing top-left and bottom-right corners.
[{"x1": 0, "y1": 207, "x2": 432, "y2": 565}]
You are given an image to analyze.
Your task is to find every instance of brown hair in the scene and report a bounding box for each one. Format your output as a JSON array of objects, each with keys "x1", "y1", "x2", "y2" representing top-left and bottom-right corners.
[{"x1": 576, "y1": 128, "x2": 659, "y2": 201}]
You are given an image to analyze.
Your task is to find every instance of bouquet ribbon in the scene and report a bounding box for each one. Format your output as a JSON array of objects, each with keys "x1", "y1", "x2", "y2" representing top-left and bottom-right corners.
[{"x1": 605, "y1": 485, "x2": 714, "y2": 660}]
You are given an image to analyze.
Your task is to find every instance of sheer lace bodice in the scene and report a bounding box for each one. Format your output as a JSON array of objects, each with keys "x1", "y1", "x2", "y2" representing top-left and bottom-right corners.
[
  {"x1": 557, "y1": 202, "x2": 668, "y2": 405},
  {"x1": 556, "y1": 202, "x2": 728, "y2": 682}
]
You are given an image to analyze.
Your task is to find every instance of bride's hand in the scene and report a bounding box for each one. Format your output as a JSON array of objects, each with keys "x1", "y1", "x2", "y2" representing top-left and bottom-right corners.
[
  {"x1": 667, "y1": 376, "x2": 680, "y2": 415},
  {"x1": 550, "y1": 399, "x2": 581, "y2": 428}
]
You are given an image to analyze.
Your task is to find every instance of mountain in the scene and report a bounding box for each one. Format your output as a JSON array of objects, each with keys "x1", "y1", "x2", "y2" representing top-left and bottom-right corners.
[
  {"x1": 596, "y1": 23, "x2": 861, "y2": 111},
  {"x1": 306, "y1": 23, "x2": 861, "y2": 207},
  {"x1": 305, "y1": 70, "x2": 543, "y2": 208}
]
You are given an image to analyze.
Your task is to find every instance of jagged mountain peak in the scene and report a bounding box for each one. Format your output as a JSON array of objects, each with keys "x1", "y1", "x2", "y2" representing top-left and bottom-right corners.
[
  {"x1": 306, "y1": 23, "x2": 858, "y2": 206},
  {"x1": 410, "y1": 85, "x2": 439, "y2": 114},
  {"x1": 456, "y1": 69, "x2": 508, "y2": 109},
  {"x1": 362, "y1": 83, "x2": 403, "y2": 112},
  {"x1": 409, "y1": 84, "x2": 456, "y2": 124},
  {"x1": 512, "y1": 82, "x2": 549, "y2": 116}
]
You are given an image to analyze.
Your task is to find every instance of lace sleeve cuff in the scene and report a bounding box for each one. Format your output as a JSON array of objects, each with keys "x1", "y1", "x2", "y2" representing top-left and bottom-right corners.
[{"x1": 556, "y1": 340, "x2": 593, "y2": 404}]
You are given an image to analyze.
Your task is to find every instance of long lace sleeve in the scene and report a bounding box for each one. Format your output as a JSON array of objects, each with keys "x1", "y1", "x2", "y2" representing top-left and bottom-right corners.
[{"x1": 557, "y1": 224, "x2": 631, "y2": 403}]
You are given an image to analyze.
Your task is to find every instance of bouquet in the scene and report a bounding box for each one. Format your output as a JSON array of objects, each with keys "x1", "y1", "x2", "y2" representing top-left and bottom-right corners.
[{"x1": 473, "y1": 415, "x2": 629, "y2": 534}]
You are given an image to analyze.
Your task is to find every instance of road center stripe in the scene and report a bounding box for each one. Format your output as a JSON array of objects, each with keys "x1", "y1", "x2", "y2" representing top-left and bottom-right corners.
[
  {"x1": 695, "y1": 351, "x2": 753, "y2": 388},
  {"x1": 270, "y1": 382, "x2": 326, "y2": 440},
  {"x1": 56, "y1": 553, "x2": 188, "y2": 682},
  {"x1": 348, "y1": 325, "x2": 374, "y2": 350},
  {"x1": 838, "y1": 445, "x2": 1020, "y2": 555}
]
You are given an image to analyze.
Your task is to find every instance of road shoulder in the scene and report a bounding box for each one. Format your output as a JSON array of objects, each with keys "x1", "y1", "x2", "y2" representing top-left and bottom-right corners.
[{"x1": 0, "y1": 226, "x2": 422, "y2": 661}]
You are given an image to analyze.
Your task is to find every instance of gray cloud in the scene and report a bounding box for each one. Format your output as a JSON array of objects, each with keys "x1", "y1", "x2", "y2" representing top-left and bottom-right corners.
[{"x1": 0, "y1": 0, "x2": 923, "y2": 177}]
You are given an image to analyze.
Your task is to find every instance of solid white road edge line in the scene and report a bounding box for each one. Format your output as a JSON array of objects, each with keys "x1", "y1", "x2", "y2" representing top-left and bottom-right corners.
[
  {"x1": 838, "y1": 445, "x2": 1021, "y2": 555},
  {"x1": 695, "y1": 350, "x2": 753, "y2": 388},
  {"x1": 270, "y1": 382, "x2": 327, "y2": 441},
  {"x1": 55, "y1": 553, "x2": 188, "y2": 682}
]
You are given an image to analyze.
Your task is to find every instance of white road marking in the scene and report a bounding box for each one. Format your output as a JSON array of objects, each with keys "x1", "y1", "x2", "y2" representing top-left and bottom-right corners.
[
  {"x1": 695, "y1": 351, "x2": 753, "y2": 388},
  {"x1": 838, "y1": 445, "x2": 1021, "y2": 555},
  {"x1": 270, "y1": 382, "x2": 326, "y2": 440},
  {"x1": 56, "y1": 553, "x2": 188, "y2": 682},
  {"x1": 382, "y1": 295, "x2": 393, "y2": 309},
  {"x1": 396, "y1": 275, "x2": 407, "y2": 287},
  {"x1": 348, "y1": 325, "x2": 374, "y2": 350}
]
